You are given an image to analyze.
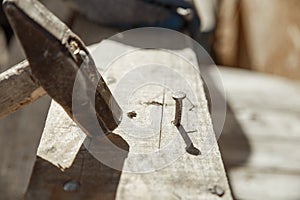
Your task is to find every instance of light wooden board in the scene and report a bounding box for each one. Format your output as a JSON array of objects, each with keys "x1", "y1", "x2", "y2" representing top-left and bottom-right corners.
[
  {"x1": 0, "y1": 60, "x2": 45, "y2": 118},
  {"x1": 230, "y1": 167, "x2": 300, "y2": 200},
  {"x1": 219, "y1": 67, "x2": 300, "y2": 200},
  {"x1": 27, "y1": 40, "x2": 232, "y2": 199}
]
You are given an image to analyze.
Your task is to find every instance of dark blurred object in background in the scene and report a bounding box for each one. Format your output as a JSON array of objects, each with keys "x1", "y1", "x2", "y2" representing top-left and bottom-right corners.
[
  {"x1": 0, "y1": 0, "x2": 11, "y2": 67},
  {"x1": 0, "y1": 0, "x2": 12, "y2": 43},
  {"x1": 64, "y1": 0, "x2": 198, "y2": 32}
]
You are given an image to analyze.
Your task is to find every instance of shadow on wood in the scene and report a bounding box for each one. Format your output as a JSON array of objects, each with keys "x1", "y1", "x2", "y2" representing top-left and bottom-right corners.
[
  {"x1": 218, "y1": 104, "x2": 251, "y2": 199},
  {"x1": 219, "y1": 105, "x2": 251, "y2": 168},
  {"x1": 25, "y1": 133, "x2": 129, "y2": 200},
  {"x1": 176, "y1": 125, "x2": 201, "y2": 156}
]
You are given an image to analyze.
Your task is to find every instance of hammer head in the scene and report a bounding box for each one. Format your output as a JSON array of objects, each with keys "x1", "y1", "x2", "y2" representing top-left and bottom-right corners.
[{"x1": 3, "y1": 0, "x2": 122, "y2": 137}]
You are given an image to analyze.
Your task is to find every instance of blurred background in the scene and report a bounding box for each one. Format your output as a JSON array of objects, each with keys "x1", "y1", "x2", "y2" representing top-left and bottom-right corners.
[{"x1": 0, "y1": 0, "x2": 299, "y2": 199}]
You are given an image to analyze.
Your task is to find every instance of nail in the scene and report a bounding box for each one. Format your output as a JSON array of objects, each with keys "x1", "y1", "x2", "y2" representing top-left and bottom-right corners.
[
  {"x1": 63, "y1": 180, "x2": 80, "y2": 192},
  {"x1": 209, "y1": 185, "x2": 225, "y2": 197},
  {"x1": 172, "y1": 91, "x2": 186, "y2": 126}
]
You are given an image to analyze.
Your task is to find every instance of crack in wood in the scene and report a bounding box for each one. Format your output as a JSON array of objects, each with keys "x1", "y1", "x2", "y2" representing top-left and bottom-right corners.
[{"x1": 158, "y1": 87, "x2": 166, "y2": 149}]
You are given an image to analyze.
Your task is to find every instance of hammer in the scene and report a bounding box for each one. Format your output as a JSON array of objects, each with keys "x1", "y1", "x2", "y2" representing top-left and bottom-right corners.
[{"x1": 0, "y1": 0, "x2": 122, "y2": 137}]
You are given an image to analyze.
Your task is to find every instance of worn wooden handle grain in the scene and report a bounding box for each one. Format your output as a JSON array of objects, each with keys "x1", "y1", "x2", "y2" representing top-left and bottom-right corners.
[{"x1": 0, "y1": 60, "x2": 45, "y2": 118}]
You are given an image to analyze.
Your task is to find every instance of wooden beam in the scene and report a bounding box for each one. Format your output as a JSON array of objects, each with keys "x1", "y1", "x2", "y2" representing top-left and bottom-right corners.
[
  {"x1": 27, "y1": 40, "x2": 232, "y2": 199},
  {"x1": 219, "y1": 67, "x2": 300, "y2": 199},
  {"x1": 0, "y1": 60, "x2": 45, "y2": 118}
]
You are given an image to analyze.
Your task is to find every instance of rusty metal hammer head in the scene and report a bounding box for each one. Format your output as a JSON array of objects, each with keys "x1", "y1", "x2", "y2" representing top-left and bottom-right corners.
[{"x1": 3, "y1": 0, "x2": 122, "y2": 137}]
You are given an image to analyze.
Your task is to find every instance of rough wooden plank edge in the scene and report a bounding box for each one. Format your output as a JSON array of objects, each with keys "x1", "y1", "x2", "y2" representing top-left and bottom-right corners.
[{"x1": 0, "y1": 60, "x2": 45, "y2": 118}]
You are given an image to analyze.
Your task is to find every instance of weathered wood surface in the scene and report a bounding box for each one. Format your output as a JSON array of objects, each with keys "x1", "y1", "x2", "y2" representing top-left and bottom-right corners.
[
  {"x1": 0, "y1": 95, "x2": 50, "y2": 200},
  {"x1": 0, "y1": 60, "x2": 45, "y2": 118},
  {"x1": 219, "y1": 67, "x2": 300, "y2": 200},
  {"x1": 27, "y1": 40, "x2": 232, "y2": 199}
]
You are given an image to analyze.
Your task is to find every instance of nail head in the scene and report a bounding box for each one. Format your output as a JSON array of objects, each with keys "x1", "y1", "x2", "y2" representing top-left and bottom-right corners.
[
  {"x1": 172, "y1": 91, "x2": 186, "y2": 100},
  {"x1": 63, "y1": 180, "x2": 80, "y2": 192},
  {"x1": 209, "y1": 185, "x2": 225, "y2": 197}
]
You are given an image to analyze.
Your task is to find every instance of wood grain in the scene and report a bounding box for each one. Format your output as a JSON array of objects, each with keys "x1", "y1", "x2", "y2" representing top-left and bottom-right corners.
[
  {"x1": 0, "y1": 60, "x2": 45, "y2": 118},
  {"x1": 28, "y1": 40, "x2": 232, "y2": 199},
  {"x1": 219, "y1": 67, "x2": 300, "y2": 200}
]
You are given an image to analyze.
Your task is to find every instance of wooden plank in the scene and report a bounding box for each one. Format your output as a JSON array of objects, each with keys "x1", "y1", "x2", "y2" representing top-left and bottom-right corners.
[
  {"x1": 36, "y1": 101, "x2": 86, "y2": 170},
  {"x1": 229, "y1": 168, "x2": 300, "y2": 200},
  {"x1": 27, "y1": 40, "x2": 232, "y2": 199},
  {"x1": 0, "y1": 96, "x2": 50, "y2": 200},
  {"x1": 219, "y1": 67, "x2": 300, "y2": 200},
  {"x1": 0, "y1": 60, "x2": 45, "y2": 118}
]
